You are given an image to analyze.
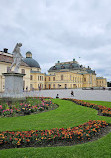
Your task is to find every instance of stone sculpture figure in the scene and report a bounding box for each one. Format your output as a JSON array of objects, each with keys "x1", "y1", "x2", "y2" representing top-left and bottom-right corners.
[{"x1": 10, "y1": 43, "x2": 23, "y2": 73}]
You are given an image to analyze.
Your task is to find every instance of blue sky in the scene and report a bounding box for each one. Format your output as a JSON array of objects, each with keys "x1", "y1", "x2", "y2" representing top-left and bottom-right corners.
[{"x1": 0, "y1": 0, "x2": 111, "y2": 81}]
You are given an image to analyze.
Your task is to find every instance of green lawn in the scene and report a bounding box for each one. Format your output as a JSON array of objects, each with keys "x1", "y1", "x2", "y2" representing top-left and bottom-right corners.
[
  {"x1": 0, "y1": 99, "x2": 111, "y2": 158},
  {"x1": 84, "y1": 100, "x2": 111, "y2": 108}
]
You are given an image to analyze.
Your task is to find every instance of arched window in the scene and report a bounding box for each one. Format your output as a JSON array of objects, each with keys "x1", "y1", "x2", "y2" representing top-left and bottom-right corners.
[
  {"x1": 7, "y1": 67, "x2": 10, "y2": 72},
  {"x1": 53, "y1": 66, "x2": 57, "y2": 70},
  {"x1": 21, "y1": 69, "x2": 25, "y2": 74},
  {"x1": 61, "y1": 65, "x2": 65, "y2": 69},
  {"x1": 69, "y1": 64, "x2": 73, "y2": 69}
]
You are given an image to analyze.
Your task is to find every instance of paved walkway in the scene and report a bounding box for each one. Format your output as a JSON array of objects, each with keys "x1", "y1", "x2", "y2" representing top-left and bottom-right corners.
[{"x1": 24, "y1": 89, "x2": 111, "y2": 101}]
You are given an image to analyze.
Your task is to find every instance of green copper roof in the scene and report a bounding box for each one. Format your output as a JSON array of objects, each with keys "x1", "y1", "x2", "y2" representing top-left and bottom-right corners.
[
  {"x1": 23, "y1": 58, "x2": 40, "y2": 68},
  {"x1": 48, "y1": 63, "x2": 80, "y2": 72}
]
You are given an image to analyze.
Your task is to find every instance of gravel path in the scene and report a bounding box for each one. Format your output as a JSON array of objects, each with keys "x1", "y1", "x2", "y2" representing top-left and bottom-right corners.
[{"x1": 23, "y1": 89, "x2": 111, "y2": 101}]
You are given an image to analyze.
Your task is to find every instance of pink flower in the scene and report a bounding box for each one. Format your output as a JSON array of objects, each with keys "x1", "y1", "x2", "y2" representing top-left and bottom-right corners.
[
  {"x1": 10, "y1": 109, "x2": 13, "y2": 113},
  {"x1": 0, "y1": 105, "x2": 2, "y2": 109}
]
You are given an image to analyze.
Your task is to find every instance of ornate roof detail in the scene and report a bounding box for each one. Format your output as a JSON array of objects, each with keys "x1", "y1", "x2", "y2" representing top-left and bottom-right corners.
[{"x1": 23, "y1": 52, "x2": 40, "y2": 68}]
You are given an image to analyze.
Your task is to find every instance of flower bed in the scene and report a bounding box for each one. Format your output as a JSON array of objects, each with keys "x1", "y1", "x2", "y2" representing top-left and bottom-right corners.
[
  {"x1": 0, "y1": 120, "x2": 109, "y2": 149},
  {"x1": 0, "y1": 97, "x2": 56, "y2": 117},
  {"x1": 63, "y1": 98, "x2": 111, "y2": 117}
]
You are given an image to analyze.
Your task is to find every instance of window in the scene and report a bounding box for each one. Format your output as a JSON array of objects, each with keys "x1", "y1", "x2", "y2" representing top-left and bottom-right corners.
[
  {"x1": 30, "y1": 75, "x2": 33, "y2": 80},
  {"x1": 21, "y1": 69, "x2": 25, "y2": 74},
  {"x1": 53, "y1": 77, "x2": 55, "y2": 81},
  {"x1": 45, "y1": 77, "x2": 46, "y2": 81},
  {"x1": 61, "y1": 75, "x2": 63, "y2": 80},
  {"x1": 53, "y1": 66, "x2": 57, "y2": 70},
  {"x1": 40, "y1": 76, "x2": 41, "y2": 81},
  {"x1": 84, "y1": 78, "x2": 86, "y2": 82},
  {"x1": 49, "y1": 77, "x2": 50, "y2": 81},
  {"x1": 49, "y1": 84, "x2": 51, "y2": 89},
  {"x1": 65, "y1": 84, "x2": 67, "y2": 89},
  {"x1": 7, "y1": 67, "x2": 10, "y2": 72},
  {"x1": 61, "y1": 65, "x2": 65, "y2": 69},
  {"x1": 38, "y1": 76, "x2": 39, "y2": 80}
]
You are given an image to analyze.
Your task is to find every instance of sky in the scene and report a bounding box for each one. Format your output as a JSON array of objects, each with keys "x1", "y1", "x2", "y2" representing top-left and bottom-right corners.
[{"x1": 0, "y1": 0, "x2": 111, "y2": 81}]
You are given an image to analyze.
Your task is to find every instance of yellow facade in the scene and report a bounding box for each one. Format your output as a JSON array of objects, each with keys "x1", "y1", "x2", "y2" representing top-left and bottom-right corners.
[
  {"x1": 45, "y1": 72, "x2": 84, "y2": 89},
  {"x1": 45, "y1": 72, "x2": 98, "y2": 89},
  {"x1": 96, "y1": 77, "x2": 107, "y2": 87},
  {"x1": 30, "y1": 71, "x2": 45, "y2": 90},
  {"x1": 0, "y1": 50, "x2": 107, "y2": 92}
]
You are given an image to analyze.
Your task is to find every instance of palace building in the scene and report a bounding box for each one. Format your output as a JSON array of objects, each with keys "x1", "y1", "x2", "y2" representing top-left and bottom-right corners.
[{"x1": 0, "y1": 48, "x2": 107, "y2": 92}]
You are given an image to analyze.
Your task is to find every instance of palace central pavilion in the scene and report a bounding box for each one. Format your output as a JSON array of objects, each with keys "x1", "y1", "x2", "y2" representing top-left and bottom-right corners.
[{"x1": 0, "y1": 48, "x2": 107, "y2": 92}]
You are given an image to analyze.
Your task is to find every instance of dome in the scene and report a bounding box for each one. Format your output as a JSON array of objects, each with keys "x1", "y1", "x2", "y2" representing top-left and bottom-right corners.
[
  {"x1": 48, "y1": 62, "x2": 80, "y2": 72},
  {"x1": 23, "y1": 51, "x2": 40, "y2": 68}
]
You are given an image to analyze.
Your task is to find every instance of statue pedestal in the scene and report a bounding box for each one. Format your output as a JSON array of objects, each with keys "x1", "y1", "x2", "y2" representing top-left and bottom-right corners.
[{"x1": 2, "y1": 72, "x2": 25, "y2": 100}]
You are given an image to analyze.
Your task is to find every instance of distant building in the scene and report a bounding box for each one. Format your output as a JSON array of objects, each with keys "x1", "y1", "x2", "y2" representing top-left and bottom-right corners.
[
  {"x1": 46, "y1": 59, "x2": 107, "y2": 89},
  {"x1": 0, "y1": 49, "x2": 107, "y2": 92},
  {"x1": 96, "y1": 77, "x2": 107, "y2": 87}
]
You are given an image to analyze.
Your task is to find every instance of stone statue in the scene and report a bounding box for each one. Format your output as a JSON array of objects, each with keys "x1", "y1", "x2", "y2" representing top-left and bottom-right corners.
[{"x1": 10, "y1": 43, "x2": 23, "y2": 73}]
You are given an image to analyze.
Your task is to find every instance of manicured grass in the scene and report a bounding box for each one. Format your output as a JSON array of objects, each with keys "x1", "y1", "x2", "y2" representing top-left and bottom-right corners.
[
  {"x1": 84, "y1": 100, "x2": 111, "y2": 108},
  {"x1": 0, "y1": 99, "x2": 111, "y2": 131},
  {"x1": 0, "y1": 99, "x2": 111, "y2": 158}
]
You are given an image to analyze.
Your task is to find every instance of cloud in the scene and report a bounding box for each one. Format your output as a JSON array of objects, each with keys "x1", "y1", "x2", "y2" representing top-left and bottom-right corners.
[{"x1": 0, "y1": 0, "x2": 111, "y2": 80}]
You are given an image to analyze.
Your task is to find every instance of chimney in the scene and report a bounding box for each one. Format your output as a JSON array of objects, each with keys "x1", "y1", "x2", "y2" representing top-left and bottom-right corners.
[
  {"x1": 73, "y1": 58, "x2": 75, "y2": 62},
  {"x1": 4, "y1": 48, "x2": 8, "y2": 53}
]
